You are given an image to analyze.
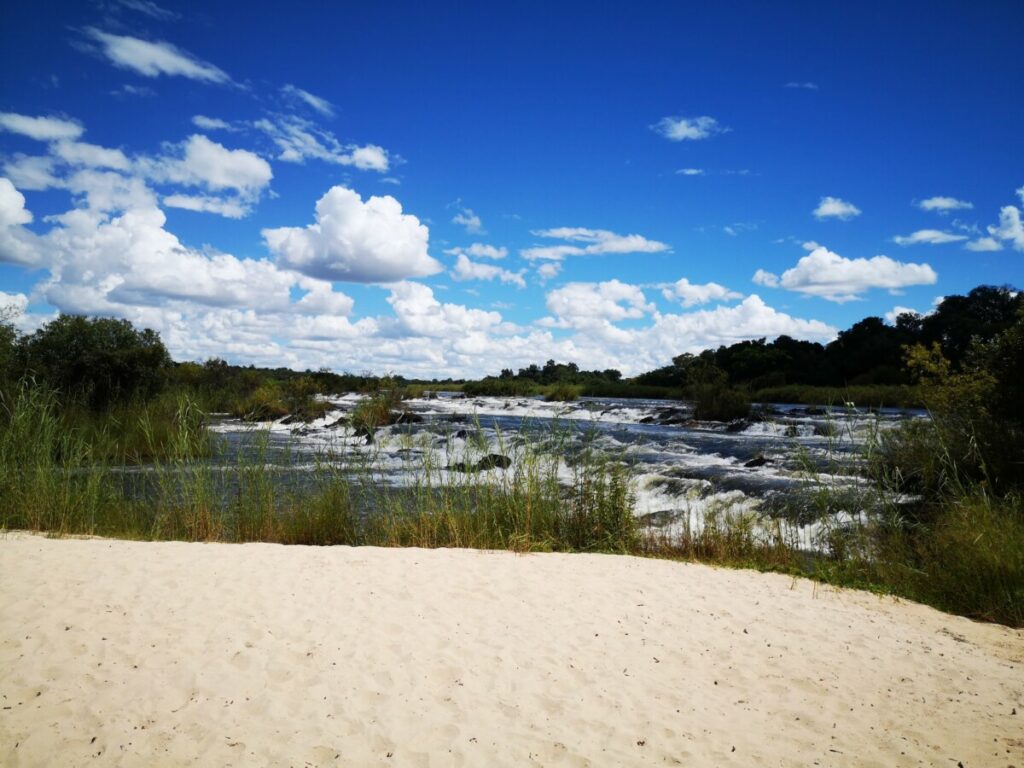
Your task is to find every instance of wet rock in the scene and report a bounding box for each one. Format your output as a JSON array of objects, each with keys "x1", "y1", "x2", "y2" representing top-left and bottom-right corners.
[
  {"x1": 447, "y1": 454, "x2": 513, "y2": 473},
  {"x1": 744, "y1": 455, "x2": 771, "y2": 468},
  {"x1": 476, "y1": 454, "x2": 512, "y2": 470},
  {"x1": 784, "y1": 425, "x2": 799, "y2": 438},
  {"x1": 639, "y1": 416, "x2": 656, "y2": 424},
  {"x1": 725, "y1": 419, "x2": 751, "y2": 433},
  {"x1": 392, "y1": 411, "x2": 423, "y2": 425}
]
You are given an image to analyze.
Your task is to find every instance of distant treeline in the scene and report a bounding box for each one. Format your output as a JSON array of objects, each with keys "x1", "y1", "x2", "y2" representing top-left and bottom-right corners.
[
  {"x1": 0, "y1": 285, "x2": 1020, "y2": 415},
  {"x1": 464, "y1": 285, "x2": 1022, "y2": 406}
]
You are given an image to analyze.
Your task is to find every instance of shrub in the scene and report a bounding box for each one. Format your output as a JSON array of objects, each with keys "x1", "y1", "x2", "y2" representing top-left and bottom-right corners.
[
  {"x1": 544, "y1": 382, "x2": 581, "y2": 402},
  {"x1": 694, "y1": 387, "x2": 750, "y2": 421}
]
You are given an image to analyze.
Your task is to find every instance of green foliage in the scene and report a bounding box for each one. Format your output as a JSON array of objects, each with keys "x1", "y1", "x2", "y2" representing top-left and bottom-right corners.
[
  {"x1": 18, "y1": 315, "x2": 171, "y2": 409},
  {"x1": 543, "y1": 382, "x2": 581, "y2": 402},
  {"x1": 463, "y1": 377, "x2": 539, "y2": 397}
]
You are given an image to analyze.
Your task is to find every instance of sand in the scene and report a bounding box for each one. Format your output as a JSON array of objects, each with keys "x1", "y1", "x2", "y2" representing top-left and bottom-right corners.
[{"x1": 1, "y1": 534, "x2": 1021, "y2": 767}]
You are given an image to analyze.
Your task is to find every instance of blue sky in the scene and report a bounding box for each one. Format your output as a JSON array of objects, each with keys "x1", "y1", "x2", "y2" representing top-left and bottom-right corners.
[{"x1": 0, "y1": 1, "x2": 1021, "y2": 377}]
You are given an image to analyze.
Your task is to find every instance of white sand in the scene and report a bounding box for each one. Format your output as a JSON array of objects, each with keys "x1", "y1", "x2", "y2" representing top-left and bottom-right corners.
[{"x1": 1, "y1": 534, "x2": 1021, "y2": 767}]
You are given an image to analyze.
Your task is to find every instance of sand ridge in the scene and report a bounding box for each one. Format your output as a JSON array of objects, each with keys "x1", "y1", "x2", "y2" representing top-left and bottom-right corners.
[{"x1": 1, "y1": 534, "x2": 1021, "y2": 767}]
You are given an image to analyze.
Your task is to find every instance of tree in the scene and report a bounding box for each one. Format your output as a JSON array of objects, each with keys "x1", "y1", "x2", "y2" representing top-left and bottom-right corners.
[{"x1": 18, "y1": 315, "x2": 172, "y2": 408}]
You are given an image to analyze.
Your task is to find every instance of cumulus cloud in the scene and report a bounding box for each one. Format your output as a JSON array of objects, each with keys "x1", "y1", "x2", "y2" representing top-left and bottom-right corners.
[
  {"x1": 191, "y1": 115, "x2": 234, "y2": 131},
  {"x1": 536, "y1": 262, "x2": 561, "y2": 282},
  {"x1": 752, "y1": 245, "x2": 938, "y2": 303},
  {"x1": 0, "y1": 112, "x2": 83, "y2": 141},
  {"x1": 661, "y1": 278, "x2": 742, "y2": 307},
  {"x1": 282, "y1": 85, "x2": 334, "y2": 117},
  {"x1": 83, "y1": 28, "x2": 231, "y2": 83},
  {"x1": 0, "y1": 178, "x2": 41, "y2": 266},
  {"x1": 134, "y1": 135, "x2": 272, "y2": 216},
  {"x1": 263, "y1": 185, "x2": 441, "y2": 283},
  {"x1": 892, "y1": 229, "x2": 968, "y2": 246},
  {"x1": 143, "y1": 134, "x2": 271, "y2": 195},
  {"x1": 451, "y1": 206, "x2": 483, "y2": 234},
  {"x1": 651, "y1": 116, "x2": 728, "y2": 141},
  {"x1": 522, "y1": 227, "x2": 669, "y2": 261},
  {"x1": 813, "y1": 196, "x2": 861, "y2": 220},
  {"x1": 545, "y1": 280, "x2": 653, "y2": 324},
  {"x1": 988, "y1": 204, "x2": 1024, "y2": 251},
  {"x1": 450, "y1": 254, "x2": 525, "y2": 288},
  {"x1": 917, "y1": 196, "x2": 973, "y2": 213},
  {"x1": 648, "y1": 296, "x2": 836, "y2": 351},
  {"x1": 2, "y1": 155, "x2": 61, "y2": 191},
  {"x1": 254, "y1": 115, "x2": 389, "y2": 171},
  {"x1": 51, "y1": 140, "x2": 131, "y2": 170},
  {"x1": 386, "y1": 281, "x2": 503, "y2": 340},
  {"x1": 445, "y1": 243, "x2": 507, "y2": 260},
  {"x1": 965, "y1": 236, "x2": 1003, "y2": 252}
]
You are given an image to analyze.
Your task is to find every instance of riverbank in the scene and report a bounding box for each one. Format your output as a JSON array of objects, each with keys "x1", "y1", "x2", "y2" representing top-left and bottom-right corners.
[{"x1": 2, "y1": 534, "x2": 1020, "y2": 767}]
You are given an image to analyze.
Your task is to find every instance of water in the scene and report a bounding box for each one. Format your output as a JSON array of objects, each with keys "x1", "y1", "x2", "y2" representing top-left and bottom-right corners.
[{"x1": 207, "y1": 392, "x2": 927, "y2": 548}]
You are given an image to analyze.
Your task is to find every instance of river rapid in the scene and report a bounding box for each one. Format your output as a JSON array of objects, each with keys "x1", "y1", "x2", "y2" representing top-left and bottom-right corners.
[{"x1": 209, "y1": 392, "x2": 926, "y2": 550}]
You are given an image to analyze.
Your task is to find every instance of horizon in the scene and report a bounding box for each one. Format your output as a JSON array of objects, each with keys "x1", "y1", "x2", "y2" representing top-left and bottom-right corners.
[{"x1": 1, "y1": 1, "x2": 1021, "y2": 378}]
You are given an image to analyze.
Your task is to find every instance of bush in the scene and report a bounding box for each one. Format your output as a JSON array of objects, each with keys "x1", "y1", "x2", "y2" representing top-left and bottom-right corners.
[
  {"x1": 18, "y1": 315, "x2": 171, "y2": 409},
  {"x1": 694, "y1": 387, "x2": 750, "y2": 421},
  {"x1": 544, "y1": 382, "x2": 581, "y2": 402}
]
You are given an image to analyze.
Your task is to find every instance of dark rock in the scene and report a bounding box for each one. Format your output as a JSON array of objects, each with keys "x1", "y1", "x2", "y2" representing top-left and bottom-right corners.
[
  {"x1": 726, "y1": 419, "x2": 750, "y2": 433},
  {"x1": 447, "y1": 454, "x2": 513, "y2": 473},
  {"x1": 639, "y1": 416, "x2": 656, "y2": 424},
  {"x1": 475, "y1": 454, "x2": 512, "y2": 470},
  {"x1": 744, "y1": 455, "x2": 771, "y2": 468},
  {"x1": 784, "y1": 425, "x2": 799, "y2": 438}
]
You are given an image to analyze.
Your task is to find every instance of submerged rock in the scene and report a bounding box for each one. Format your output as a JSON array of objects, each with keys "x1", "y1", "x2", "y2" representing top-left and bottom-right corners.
[{"x1": 744, "y1": 455, "x2": 772, "y2": 468}]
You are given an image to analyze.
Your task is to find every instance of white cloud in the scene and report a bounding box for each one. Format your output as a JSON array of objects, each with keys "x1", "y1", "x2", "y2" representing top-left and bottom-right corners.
[
  {"x1": 546, "y1": 280, "x2": 653, "y2": 324},
  {"x1": 263, "y1": 185, "x2": 441, "y2": 283},
  {"x1": 450, "y1": 254, "x2": 525, "y2": 288},
  {"x1": 134, "y1": 135, "x2": 271, "y2": 216},
  {"x1": 988, "y1": 204, "x2": 1024, "y2": 251},
  {"x1": 536, "y1": 262, "x2": 562, "y2": 282},
  {"x1": 84, "y1": 28, "x2": 231, "y2": 83},
  {"x1": 113, "y1": 0, "x2": 179, "y2": 21},
  {"x1": 162, "y1": 194, "x2": 248, "y2": 219},
  {"x1": 813, "y1": 196, "x2": 861, "y2": 220},
  {"x1": 522, "y1": 227, "x2": 670, "y2": 261},
  {"x1": 892, "y1": 229, "x2": 968, "y2": 246},
  {"x1": 452, "y1": 207, "x2": 483, "y2": 234},
  {"x1": 51, "y1": 140, "x2": 131, "y2": 171},
  {"x1": 0, "y1": 112, "x2": 83, "y2": 141},
  {"x1": 0, "y1": 178, "x2": 41, "y2": 266},
  {"x1": 254, "y1": 115, "x2": 389, "y2": 171},
  {"x1": 752, "y1": 245, "x2": 938, "y2": 303},
  {"x1": 661, "y1": 278, "x2": 742, "y2": 307},
  {"x1": 648, "y1": 295, "x2": 836, "y2": 352},
  {"x1": 784, "y1": 82, "x2": 819, "y2": 90},
  {"x1": 2, "y1": 155, "x2": 61, "y2": 191},
  {"x1": 917, "y1": 196, "x2": 973, "y2": 213},
  {"x1": 191, "y1": 115, "x2": 234, "y2": 131},
  {"x1": 677, "y1": 168, "x2": 704, "y2": 176},
  {"x1": 751, "y1": 269, "x2": 779, "y2": 288},
  {"x1": 444, "y1": 243, "x2": 507, "y2": 260},
  {"x1": 651, "y1": 116, "x2": 727, "y2": 141},
  {"x1": 282, "y1": 84, "x2": 334, "y2": 117},
  {"x1": 386, "y1": 281, "x2": 503, "y2": 339},
  {"x1": 965, "y1": 236, "x2": 1003, "y2": 252}
]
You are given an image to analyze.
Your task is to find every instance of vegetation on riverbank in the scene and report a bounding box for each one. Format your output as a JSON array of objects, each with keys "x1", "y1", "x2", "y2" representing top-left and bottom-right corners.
[{"x1": 1, "y1": 285, "x2": 1021, "y2": 625}]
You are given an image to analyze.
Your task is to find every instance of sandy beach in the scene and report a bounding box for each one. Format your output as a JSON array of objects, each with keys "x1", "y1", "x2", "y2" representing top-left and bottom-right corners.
[{"x1": 1, "y1": 534, "x2": 1020, "y2": 767}]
